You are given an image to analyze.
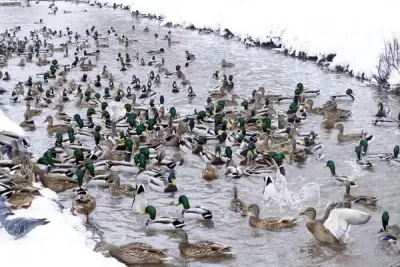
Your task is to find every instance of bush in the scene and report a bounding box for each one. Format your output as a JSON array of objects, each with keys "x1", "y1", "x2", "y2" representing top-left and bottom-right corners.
[{"x1": 373, "y1": 37, "x2": 400, "y2": 87}]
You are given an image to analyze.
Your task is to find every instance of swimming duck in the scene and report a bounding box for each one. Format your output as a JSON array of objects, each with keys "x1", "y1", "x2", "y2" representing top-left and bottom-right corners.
[
  {"x1": 71, "y1": 187, "x2": 96, "y2": 223},
  {"x1": 106, "y1": 172, "x2": 136, "y2": 197},
  {"x1": 187, "y1": 86, "x2": 196, "y2": 97},
  {"x1": 341, "y1": 180, "x2": 380, "y2": 206},
  {"x1": 355, "y1": 145, "x2": 372, "y2": 168},
  {"x1": 131, "y1": 184, "x2": 147, "y2": 214},
  {"x1": 378, "y1": 211, "x2": 400, "y2": 241},
  {"x1": 202, "y1": 163, "x2": 220, "y2": 181},
  {"x1": 375, "y1": 102, "x2": 391, "y2": 118},
  {"x1": 229, "y1": 186, "x2": 247, "y2": 216},
  {"x1": 174, "y1": 195, "x2": 212, "y2": 220},
  {"x1": 221, "y1": 59, "x2": 235, "y2": 68},
  {"x1": 335, "y1": 123, "x2": 363, "y2": 142},
  {"x1": 244, "y1": 204, "x2": 300, "y2": 230},
  {"x1": 330, "y1": 88, "x2": 355, "y2": 101},
  {"x1": 262, "y1": 176, "x2": 277, "y2": 201},
  {"x1": 171, "y1": 81, "x2": 180, "y2": 93},
  {"x1": 300, "y1": 203, "x2": 371, "y2": 244},
  {"x1": 95, "y1": 241, "x2": 171, "y2": 265},
  {"x1": 325, "y1": 160, "x2": 356, "y2": 186},
  {"x1": 140, "y1": 205, "x2": 185, "y2": 230},
  {"x1": 20, "y1": 114, "x2": 36, "y2": 131},
  {"x1": 24, "y1": 102, "x2": 42, "y2": 119},
  {"x1": 149, "y1": 170, "x2": 177, "y2": 192},
  {"x1": 170, "y1": 229, "x2": 236, "y2": 258},
  {"x1": 44, "y1": 115, "x2": 69, "y2": 133}
]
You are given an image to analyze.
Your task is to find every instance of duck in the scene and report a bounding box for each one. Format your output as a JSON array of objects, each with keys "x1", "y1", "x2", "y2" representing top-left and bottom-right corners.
[
  {"x1": 325, "y1": 160, "x2": 357, "y2": 186},
  {"x1": 376, "y1": 102, "x2": 391, "y2": 118},
  {"x1": 299, "y1": 203, "x2": 371, "y2": 244},
  {"x1": 229, "y1": 186, "x2": 248, "y2": 216},
  {"x1": 330, "y1": 88, "x2": 355, "y2": 101},
  {"x1": 105, "y1": 172, "x2": 136, "y2": 197},
  {"x1": 378, "y1": 211, "x2": 400, "y2": 241},
  {"x1": 3, "y1": 186, "x2": 42, "y2": 209},
  {"x1": 262, "y1": 176, "x2": 277, "y2": 201},
  {"x1": 35, "y1": 167, "x2": 78, "y2": 193},
  {"x1": 71, "y1": 187, "x2": 96, "y2": 223},
  {"x1": 187, "y1": 86, "x2": 196, "y2": 97},
  {"x1": 131, "y1": 184, "x2": 147, "y2": 214},
  {"x1": 341, "y1": 180, "x2": 380, "y2": 206},
  {"x1": 149, "y1": 170, "x2": 177, "y2": 192},
  {"x1": 140, "y1": 205, "x2": 185, "y2": 230},
  {"x1": 221, "y1": 59, "x2": 235, "y2": 68},
  {"x1": 44, "y1": 115, "x2": 70, "y2": 133},
  {"x1": 202, "y1": 163, "x2": 220, "y2": 181},
  {"x1": 174, "y1": 195, "x2": 212, "y2": 220},
  {"x1": 335, "y1": 123, "x2": 363, "y2": 142},
  {"x1": 244, "y1": 204, "x2": 300, "y2": 230},
  {"x1": 355, "y1": 145, "x2": 372, "y2": 168},
  {"x1": 20, "y1": 114, "x2": 36, "y2": 131},
  {"x1": 95, "y1": 241, "x2": 172, "y2": 265},
  {"x1": 24, "y1": 102, "x2": 42, "y2": 119},
  {"x1": 170, "y1": 229, "x2": 236, "y2": 258}
]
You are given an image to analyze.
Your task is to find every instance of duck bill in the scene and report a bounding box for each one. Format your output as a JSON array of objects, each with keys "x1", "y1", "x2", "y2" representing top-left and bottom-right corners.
[
  {"x1": 139, "y1": 211, "x2": 146, "y2": 215},
  {"x1": 174, "y1": 202, "x2": 180, "y2": 206},
  {"x1": 171, "y1": 178, "x2": 176, "y2": 185}
]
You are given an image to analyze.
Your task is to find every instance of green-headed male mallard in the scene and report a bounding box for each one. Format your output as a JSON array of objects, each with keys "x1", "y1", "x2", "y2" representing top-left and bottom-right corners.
[
  {"x1": 330, "y1": 88, "x2": 355, "y2": 101},
  {"x1": 140, "y1": 205, "x2": 185, "y2": 231},
  {"x1": 170, "y1": 229, "x2": 236, "y2": 258},
  {"x1": 174, "y1": 195, "x2": 212, "y2": 220},
  {"x1": 325, "y1": 160, "x2": 357, "y2": 186},
  {"x1": 355, "y1": 145, "x2": 372, "y2": 168}
]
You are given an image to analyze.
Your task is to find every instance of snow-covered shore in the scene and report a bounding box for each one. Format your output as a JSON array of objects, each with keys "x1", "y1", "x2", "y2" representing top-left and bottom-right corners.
[
  {"x1": 98, "y1": 0, "x2": 400, "y2": 86},
  {"x1": 0, "y1": 188, "x2": 123, "y2": 267}
]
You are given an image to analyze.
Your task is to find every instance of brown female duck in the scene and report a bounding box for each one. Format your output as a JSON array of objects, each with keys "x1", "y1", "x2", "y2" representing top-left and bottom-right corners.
[
  {"x1": 44, "y1": 115, "x2": 70, "y2": 133},
  {"x1": 245, "y1": 204, "x2": 300, "y2": 230}
]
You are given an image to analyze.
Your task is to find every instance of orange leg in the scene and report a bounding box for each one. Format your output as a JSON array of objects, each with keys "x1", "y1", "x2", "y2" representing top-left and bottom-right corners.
[{"x1": 21, "y1": 202, "x2": 32, "y2": 209}]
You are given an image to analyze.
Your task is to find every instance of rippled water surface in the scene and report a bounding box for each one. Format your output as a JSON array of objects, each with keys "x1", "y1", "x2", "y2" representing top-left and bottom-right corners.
[{"x1": 1, "y1": 2, "x2": 400, "y2": 267}]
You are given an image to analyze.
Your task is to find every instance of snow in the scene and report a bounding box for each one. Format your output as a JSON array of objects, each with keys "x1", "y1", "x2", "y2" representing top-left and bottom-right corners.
[
  {"x1": 0, "y1": 184, "x2": 123, "y2": 267},
  {"x1": 102, "y1": 0, "x2": 400, "y2": 84},
  {"x1": 0, "y1": 108, "x2": 26, "y2": 136}
]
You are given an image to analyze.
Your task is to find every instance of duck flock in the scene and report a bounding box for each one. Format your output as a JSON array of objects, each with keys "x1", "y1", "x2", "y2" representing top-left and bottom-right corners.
[{"x1": 1, "y1": 1, "x2": 400, "y2": 265}]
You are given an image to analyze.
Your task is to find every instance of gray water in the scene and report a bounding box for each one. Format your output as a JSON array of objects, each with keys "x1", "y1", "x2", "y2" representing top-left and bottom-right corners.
[{"x1": 1, "y1": 2, "x2": 400, "y2": 266}]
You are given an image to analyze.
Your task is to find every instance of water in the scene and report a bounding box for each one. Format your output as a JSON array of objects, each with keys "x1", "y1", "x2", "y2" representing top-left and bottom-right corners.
[{"x1": 1, "y1": 2, "x2": 400, "y2": 266}]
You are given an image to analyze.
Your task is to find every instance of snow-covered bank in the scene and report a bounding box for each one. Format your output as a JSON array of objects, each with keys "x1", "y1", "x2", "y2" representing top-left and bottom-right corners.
[
  {"x1": 0, "y1": 188, "x2": 123, "y2": 267},
  {"x1": 103, "y1": 0, "x2": 400, "y2": 86}
]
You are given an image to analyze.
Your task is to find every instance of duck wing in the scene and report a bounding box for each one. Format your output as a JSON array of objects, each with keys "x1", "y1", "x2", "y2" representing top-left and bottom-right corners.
[{"x1": 324, "y1": 208, "x2": 371, "y2": 242}]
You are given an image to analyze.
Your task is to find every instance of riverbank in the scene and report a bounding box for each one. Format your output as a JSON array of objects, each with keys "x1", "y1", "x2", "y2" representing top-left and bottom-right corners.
[{"x1": 94, "y1": 0, "x2": 400, "y2": 88}]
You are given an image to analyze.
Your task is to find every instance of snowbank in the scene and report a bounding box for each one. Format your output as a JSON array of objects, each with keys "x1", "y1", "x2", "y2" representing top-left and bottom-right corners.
[
  {"x1": 0, "y1": 188, "x2": 123, "y2": 267},
  {"x1": 0, "y1": 108, "x2": 26, "y2": 136},
  {"x1": 102, "y1": 0, "x2": 400, "y2": 84}
]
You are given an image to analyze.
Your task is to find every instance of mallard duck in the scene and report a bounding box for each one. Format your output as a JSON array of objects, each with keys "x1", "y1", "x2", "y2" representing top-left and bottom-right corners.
[
  {"x1": 95, "y1": 242, "x2": 172, "y2": 264},
  {"x1": 304, "y1": 99, "x2": 329, "y2": 115},
  {"x1": 24, "y1": 102, "x2": 42, "y2": 119},
  {"x1": 262, "y1": 176, "x2": 277, "y2": 201},
  {"x1": 20, "y1": 114, "x2": 36, "y2": 131},
  {"x1": 106, "y1": 172, "x2": 136, "y2": 197},
  {"x1": 376, "y1": 102, "x2": 391, "y2": 118},
  {"x1": 330, "y1": 88, "x2": 355, "y2": 101},
  {"x1": 229, "y1": 186, "x2": 247, "y2": 216},
  {"x1": 290, "y1": 137, "x2": 307, "y2": 162},
  {"x1": 175, "y1": 195, "x2": 212, "y2": 220},
  {"x1": 71, "y1": 187, "x2": 96, "y2": 223},
  {"x1": 149, "y1": 170, "x2": 177, "y2": 192},
  {"x1": 35, "y1": 167, "x2": 77, "y2": 193},
  {"x1": 341, "y1": 180, "x2": 380, "y2": 206},
  {"x1": 131, "y1": 184, "x2": 147, "y2": 214},
  {"x1": 3, "y1": 186, "x2": 41, "y2": 209},
  {"x1": 378, "y1": 211, "x2": 400, "y2": 241},
  {"x1": 221, "y1": 59, "x2": 235, "y2": 68},
  {"x1": 202, "y1": 163, "x2": 220, "y2": 181},
  {"x1": 335, "y1": 124, "x2": 363, "y2": 142},
  {"x1": 325, "y1": 160, "x2": 356, "y2": 186},
  {"x1": 244, "y1": 204, "x2": 300, "y2": 230},
  {"x1": 300, "y1": 203, "x2": 371, "y2": 244},
  {"x1": 44, "y1": 115, "x2": 69, "y2": 133},
  {"x1": 170, "y1": 229, "x2": 236, "y2": 258},
  {"x1": 355, "y1": 145, "x2": 372, "y2": 168},
  {"x1": 140, "y1": 205, "x2": 185, "y2": 230},
  {"x1": 105, "y1": 160, "x2": 140, "y2": 174}
]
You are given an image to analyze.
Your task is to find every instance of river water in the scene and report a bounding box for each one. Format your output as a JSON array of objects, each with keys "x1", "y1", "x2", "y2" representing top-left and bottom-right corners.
[{"x1": 0, "y1": 2, "x2": 400, "y2": 267}]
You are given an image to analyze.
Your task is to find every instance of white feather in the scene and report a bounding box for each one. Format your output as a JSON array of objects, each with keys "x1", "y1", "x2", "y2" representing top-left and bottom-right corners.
[
  {"x1": 262, "y1": 176, "x2": 277, "y2": 201},
  {"x1": 323, "y1": 208, "x2": 371, "y2": 242}
]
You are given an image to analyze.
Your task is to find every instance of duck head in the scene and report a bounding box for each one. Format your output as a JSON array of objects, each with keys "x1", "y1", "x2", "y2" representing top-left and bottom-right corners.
[{"x1": 325, "y1": 160, "x2": 336, "y2": 175}]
